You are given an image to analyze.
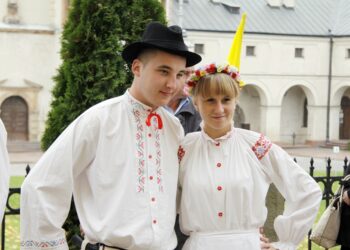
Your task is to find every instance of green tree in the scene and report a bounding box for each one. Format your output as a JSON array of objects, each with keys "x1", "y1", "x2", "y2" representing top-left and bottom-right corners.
[{"x1": 41, "y1": 0, "x2": 166, "y2": 248}]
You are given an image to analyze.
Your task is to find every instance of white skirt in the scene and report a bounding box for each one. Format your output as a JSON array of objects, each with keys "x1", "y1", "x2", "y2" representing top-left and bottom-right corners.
[{"x1": 182, "y1": 229, "x2": 260, "y2": 250}]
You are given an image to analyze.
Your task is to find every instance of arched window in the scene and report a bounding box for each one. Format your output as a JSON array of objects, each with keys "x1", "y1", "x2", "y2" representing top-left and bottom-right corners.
[{"x1": 0, "y1": 96, "x2": 29, "y2": 141}]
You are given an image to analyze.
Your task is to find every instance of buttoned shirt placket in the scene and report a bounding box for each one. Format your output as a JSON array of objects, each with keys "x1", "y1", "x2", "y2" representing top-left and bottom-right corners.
[
  {"x1": 211, "y1": 139, "x2": 226, "y2": 223},
  {"x1": 130, "y1": 96, "x2": 165, "y2": 245},
  {"x1": 203, "y1": 132, "x2": 232, "y2": 225},
  {"x1": 146, "y1": 115, "x2": 163, "y2": 232}
]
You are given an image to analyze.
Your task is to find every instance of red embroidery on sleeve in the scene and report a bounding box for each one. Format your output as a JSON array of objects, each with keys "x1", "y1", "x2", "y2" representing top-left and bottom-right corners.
[{"x1": 252, "y1": 134, "x2": 272, "y2": 160}]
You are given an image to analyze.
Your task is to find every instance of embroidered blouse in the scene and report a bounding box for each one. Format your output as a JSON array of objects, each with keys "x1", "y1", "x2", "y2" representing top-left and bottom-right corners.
[
  {"x1": 0, "y1": 119, "x2": 10, "y2": 221},
  {"x1": 20, "y1": 91, "x2": 184, "y2": 250},
  {"x1": 178, "y1": 127, "x2": 322, "y2": 250}
]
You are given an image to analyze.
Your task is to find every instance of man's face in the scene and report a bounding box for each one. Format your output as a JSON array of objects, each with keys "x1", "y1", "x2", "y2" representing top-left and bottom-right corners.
[
  {"x1": 131, "y1": 50, "x2": 187, "y2": 109},
  {"x1": 172, "y1": 68, "x2": 193, "y2": 101}
]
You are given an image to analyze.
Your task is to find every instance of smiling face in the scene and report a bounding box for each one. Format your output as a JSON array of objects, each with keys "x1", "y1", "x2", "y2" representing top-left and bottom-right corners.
[
  {"x1": 193, "y1": 73, "x2": 240, "y2": 139},
  {"x1": 129, "y1": 49, "x2": 187, "y2": 109}
]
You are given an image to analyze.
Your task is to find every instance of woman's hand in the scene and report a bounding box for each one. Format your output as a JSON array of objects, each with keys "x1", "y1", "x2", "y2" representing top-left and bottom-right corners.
[{"x1": 260, "y1": 227, "x2": 279, "y2": 250}]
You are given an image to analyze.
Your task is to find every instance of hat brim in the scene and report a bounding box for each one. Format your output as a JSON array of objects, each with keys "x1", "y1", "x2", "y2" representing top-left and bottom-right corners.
[{"x1": 122, "y1": 42, "x2": 202, "y2": 67}]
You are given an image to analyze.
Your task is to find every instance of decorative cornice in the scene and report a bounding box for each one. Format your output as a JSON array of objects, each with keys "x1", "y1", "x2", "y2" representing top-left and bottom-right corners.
[
  {"x1": 0, "y1": 23, "x2": 55, "y2": 34},
  {"x1": 24, "y1": 79, "x2": 43, "y2": 89},
  {"x1": 0, "y1": 79, "x2": 7, "y2": 85}
]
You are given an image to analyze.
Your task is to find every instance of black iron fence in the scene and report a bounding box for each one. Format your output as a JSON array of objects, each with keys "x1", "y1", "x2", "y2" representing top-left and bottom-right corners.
[
  {"x1": 302, "y1": 157, "x2": 350, "y2": 250},
  {"x1": 1, "y1": 159, "x2": 349, "y2": 249},
  {"x1": 1, "y1": 165, "x2": 30, "y2": 250}
]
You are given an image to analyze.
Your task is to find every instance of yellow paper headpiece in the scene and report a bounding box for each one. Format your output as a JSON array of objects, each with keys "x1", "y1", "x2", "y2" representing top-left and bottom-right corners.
[{"x1": 227, "y1": 13, "x2": 247, "y2": 70}]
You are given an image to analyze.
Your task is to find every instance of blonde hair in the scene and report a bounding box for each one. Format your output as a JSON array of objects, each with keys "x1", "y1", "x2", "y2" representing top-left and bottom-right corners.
[{"x1": 191, "y1": 73, "x2": 240, "y2": 99}]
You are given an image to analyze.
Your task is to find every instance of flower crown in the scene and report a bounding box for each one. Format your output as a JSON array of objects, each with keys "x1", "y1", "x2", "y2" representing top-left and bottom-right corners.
[{"x1": 186, "y1": 63, "x2": 245, "y2": 92}]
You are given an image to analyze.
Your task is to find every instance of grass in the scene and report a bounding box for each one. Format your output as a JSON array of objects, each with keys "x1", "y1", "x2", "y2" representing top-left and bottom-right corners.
[
  {"x1": 1, "y1": 176, "x2": 23, "y2": 250},
  {"x1": 297, "y1": 170, "x2": 343, "y2": 250},
  {"x1": 0, "y1": 170, "x2": 345, "y2": 250}
]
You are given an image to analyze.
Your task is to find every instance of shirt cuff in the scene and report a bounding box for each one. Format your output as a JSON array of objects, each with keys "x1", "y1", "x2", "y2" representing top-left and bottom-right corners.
[{"x1": 272, "y1": 241, "x2": 297, "y2": 250}]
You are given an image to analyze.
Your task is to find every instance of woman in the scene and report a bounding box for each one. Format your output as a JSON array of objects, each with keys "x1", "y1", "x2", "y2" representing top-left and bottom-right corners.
[{"x1": 177, "y1": 63, "x2": 322, "y2": 250}]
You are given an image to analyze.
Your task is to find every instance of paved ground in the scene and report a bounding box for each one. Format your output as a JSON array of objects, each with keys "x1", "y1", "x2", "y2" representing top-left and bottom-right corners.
[
  {"x1": 8, "y1": 145, "x2": 350, "y2": 176},
  {"x1": 9, "y1": 151, "x2": 43, "y2": 176},
  {"x1": 286, "y1": 147, "x2": 349, "y2": 172}
]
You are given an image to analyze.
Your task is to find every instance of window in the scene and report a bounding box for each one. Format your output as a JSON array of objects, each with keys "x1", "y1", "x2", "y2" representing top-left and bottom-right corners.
[
  {"x1": 347, "y1": 48, "x2": 350, "y2": 58},
  {"x1": 295, "y1": 48, "x2": 304, "y2": 58},
  {"x1": 194, "y1": 43, "x2": 204, "y2": 54},
  {"x1": 246, "y1": 46, "x2": 255, "y2": 56}
]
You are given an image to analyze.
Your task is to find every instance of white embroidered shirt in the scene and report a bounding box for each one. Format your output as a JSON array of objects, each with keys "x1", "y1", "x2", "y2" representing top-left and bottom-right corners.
[
  {"x1": 20, "y1": 91, "x2": 184, "y2": 250},
  {"x1": 178, "y1": 128, "x2": 322, "y2": 250}
]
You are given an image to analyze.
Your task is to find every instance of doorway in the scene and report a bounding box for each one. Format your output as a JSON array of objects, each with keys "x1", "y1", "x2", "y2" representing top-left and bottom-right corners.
[{"x1": 0, "y1": 96, "x2": 29, "y2": 141}]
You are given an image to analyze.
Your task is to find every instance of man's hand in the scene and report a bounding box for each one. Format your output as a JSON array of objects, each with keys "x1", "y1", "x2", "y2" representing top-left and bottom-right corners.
[{"x1": 343, "y1": 189, "x2": 350, "y2": 206}]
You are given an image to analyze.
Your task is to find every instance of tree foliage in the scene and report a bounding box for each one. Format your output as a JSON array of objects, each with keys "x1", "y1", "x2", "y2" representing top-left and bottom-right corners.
[
  {"x1": 40, "y1": 0, "x2": 166, "y2": 247},
  {"x1": 42, "y1": 0, "x2": 166, "y2": 150}
]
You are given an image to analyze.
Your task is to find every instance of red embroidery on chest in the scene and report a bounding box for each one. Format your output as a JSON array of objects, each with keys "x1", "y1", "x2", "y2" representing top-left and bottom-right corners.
[
  {"x1": 252, "y1": 134, "x2": 272, "y2": 160},
  {"x1": 178, "y1": 146, "x2": 185, "y2": 163}
]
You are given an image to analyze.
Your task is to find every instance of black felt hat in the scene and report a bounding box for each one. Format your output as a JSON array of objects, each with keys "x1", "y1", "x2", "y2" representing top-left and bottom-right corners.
[{"x1": 122, "y1": 22, "x2": 202, "y2": 67}]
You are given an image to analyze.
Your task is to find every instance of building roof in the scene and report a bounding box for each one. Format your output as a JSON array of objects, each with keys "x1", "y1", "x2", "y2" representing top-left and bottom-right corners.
[{"x1": 169, "y1": 0, "x2": 350, "y2": 36}]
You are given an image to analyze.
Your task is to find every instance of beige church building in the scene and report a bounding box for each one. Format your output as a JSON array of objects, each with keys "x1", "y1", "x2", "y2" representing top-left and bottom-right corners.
[
  {"x1": 0, "y1": 0, "x2": 69, "y2": 146},
  {"x1": 166, "y1": 0, "x2": 350, "y2": 145},
  {"x1": 1, "y1": 0, "x2": 350, "y2": 147}
]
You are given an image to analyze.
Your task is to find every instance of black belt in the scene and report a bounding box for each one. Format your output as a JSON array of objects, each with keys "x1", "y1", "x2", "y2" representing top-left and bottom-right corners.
[
  {"x1": 72, "y1": 235, "x2": 126, "y2": 250},
  {"x1": 86, "y1": 244, "x2": 125, "y2": 250}
]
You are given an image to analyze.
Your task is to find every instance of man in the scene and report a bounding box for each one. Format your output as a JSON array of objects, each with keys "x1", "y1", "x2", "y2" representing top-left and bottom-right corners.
[
  {"x1": 166, "y1": 68, "x2": 201, "y2": 135},
  {"x1": 20, "y1": 22, "x2": 201, "y2": 250},
  {"x1": 0, "y1": 118, "x2": 10, "y2": 221}
]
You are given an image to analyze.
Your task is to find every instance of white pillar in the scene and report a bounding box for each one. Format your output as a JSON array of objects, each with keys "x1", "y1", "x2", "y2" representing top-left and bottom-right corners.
[
  {"x1": 307, "y1": 105, "x2": 327, "y2": 141},
  {"x1": 329, "y1": 105, "x2": 341, "y2": 140},
  {"x1": 260, "y1": 105, "x2": 281, "y2": 141}
]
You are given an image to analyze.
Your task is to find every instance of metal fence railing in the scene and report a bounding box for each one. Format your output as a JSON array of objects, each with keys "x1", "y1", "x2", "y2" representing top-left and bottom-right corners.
[
  {"x1": 1, "y1": 159, "x2": 349, "y2": 249},
  {"x1": 294, "y1": 157, "x2": 349, "y2": 250}
]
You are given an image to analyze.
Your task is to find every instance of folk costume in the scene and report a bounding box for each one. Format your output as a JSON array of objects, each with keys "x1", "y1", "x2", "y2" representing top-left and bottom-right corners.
[
  {"x1": 0, "y1": 119, "x2": 10, "y2": 221},
  {"x1": 20, "y1": 21, "x2": 201, "y2": 250},
  {"x1": 21, "y1": 92, "x2": 184, "y2": 249},
  {"x1": 178, "y1": 127, "x2": 322, "y2": 250}
]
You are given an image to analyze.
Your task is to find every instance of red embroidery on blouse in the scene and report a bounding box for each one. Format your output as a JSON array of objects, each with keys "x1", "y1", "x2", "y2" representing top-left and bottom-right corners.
[
  {"x1": 252, "y1": 134, "x2": 272, "y2": 160},
  {"x1": 178, "y1": 146, "x2": 185, "y2": 163}
]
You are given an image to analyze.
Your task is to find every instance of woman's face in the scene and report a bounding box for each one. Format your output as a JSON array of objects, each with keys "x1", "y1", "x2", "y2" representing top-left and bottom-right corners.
[{"x1": 195, "y1": 93, "x2": 236, "y2": 139}]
